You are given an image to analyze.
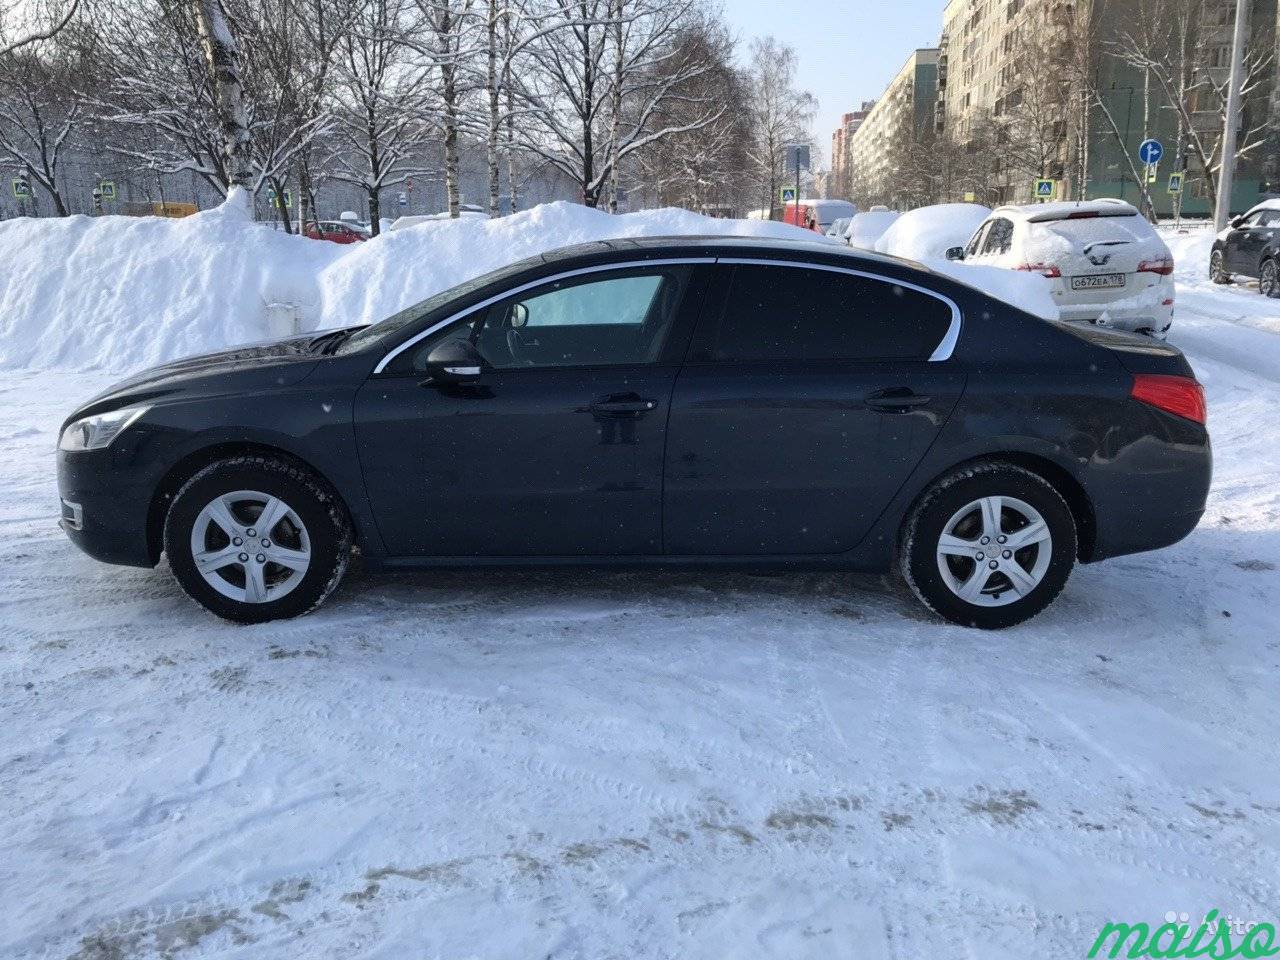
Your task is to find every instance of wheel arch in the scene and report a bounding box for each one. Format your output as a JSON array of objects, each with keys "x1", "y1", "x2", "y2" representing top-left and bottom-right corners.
[
  {"x1": 900, "y1": 451, "x2": 1098, "y2": 563},
  {"x1": 146, "y1": 441, "x2": 360, "y2": 565}
]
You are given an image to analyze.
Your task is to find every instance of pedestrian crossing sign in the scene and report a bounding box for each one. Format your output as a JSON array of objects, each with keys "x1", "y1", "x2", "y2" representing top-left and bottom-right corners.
[
  {"x1": 1034, "y1": 179, "x2": 1056, "y2": 199},
  {"x1": 1167, "y1": 172, "x2": 1184, "y2": 195},
  {"x1": 780, "y1": 186, "x2": 797, "y2": 204}
]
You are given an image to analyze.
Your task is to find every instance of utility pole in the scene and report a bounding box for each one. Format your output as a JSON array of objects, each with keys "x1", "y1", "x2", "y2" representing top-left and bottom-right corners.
[{"x1": 1214, "y1": 0, "x2": 1252, "y2": 231}]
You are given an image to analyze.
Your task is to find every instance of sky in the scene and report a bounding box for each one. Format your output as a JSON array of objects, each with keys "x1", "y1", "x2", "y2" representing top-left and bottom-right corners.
[{"x1": 721, "y1": 0, "x2": 944, "y2": 167}]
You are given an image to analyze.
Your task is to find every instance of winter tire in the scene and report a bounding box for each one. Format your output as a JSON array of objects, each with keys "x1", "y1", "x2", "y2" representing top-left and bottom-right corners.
[
  {"x1": 164, "y1": 455, "x2": 352, "y2": 623},
  {"x1": 899, "y1": 462, "x2": 1076, "y2": 629},
  {"x1": 1261, "y1": 259, "x2": 1279, "y2": 299},
  {"x1": 1209, "y1": 249, "x2": 1231, "y2": 284}
]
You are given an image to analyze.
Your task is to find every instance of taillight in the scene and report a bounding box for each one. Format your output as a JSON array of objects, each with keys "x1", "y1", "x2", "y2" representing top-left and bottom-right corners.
[
  {"x1": 1016, "y1": 263, "x2": 1062, "y2": 278},
  {"x1": 1130, "y1": 374, "x2": 1206, "y2": 424},
  {"x1": 1138, "y1": 255, "x2": 1175, "y2": 276}
]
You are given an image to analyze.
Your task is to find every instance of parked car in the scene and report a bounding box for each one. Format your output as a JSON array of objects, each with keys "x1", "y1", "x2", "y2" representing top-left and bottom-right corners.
[
  {"x1": 875, "y1": 203, "x2": 991, "y2": 260},
  {"x1": 949, "y1": 200, "x2": 1175, "y2": 338},
  {"x1": 844, "y1": 209, "x2": 901, "y2": 249},
  {"x1": 304, "y1": 220, "x2": 370, "y2": 244},
  {"x1": 780, "y1": 199, "x2": 857, "y2": 233},
  {"x1": 56, "y1": 237, "x2": 1210, "y2": 629},
  {"x1": 1210, "y1": 200, "x2": 1280, "y2": 298},
  {"x1": 826, "y1": 217, "x2": 852, "y2": 240}
]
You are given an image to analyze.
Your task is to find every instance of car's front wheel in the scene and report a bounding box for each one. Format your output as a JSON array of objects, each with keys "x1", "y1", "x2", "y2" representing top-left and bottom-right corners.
[
  {"x1": 164, "y1": 455, "x2": 352, "y2": 623},
  {"x1": 1210, "y1": 249, "x2": 1231, "y2": 284},
  {"x1": 1260, "y1": 258, "x2": 1279, "y2": 299},
  {"x1": 899, "y1": 462, "x2": 1076, "y2": 629}
]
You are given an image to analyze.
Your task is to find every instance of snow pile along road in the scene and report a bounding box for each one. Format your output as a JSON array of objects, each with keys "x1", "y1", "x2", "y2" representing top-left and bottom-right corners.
[{"x1": 0, "y1": 198, "x2": 813, "y2": 375}]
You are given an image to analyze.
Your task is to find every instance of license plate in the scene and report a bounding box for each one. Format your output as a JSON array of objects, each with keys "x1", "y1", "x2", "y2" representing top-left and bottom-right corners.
[{"x1": 1071, "y1": 273, "x2": 1126, "y2": 290}]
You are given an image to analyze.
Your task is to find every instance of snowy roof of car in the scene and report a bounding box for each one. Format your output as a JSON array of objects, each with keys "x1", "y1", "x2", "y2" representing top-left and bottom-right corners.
[
  {"x1": 544, "y1": 234, "x2": 905, "y2": 265},
  {"x1": 993, "y1": 200, "x2": 1141, "y2": 223},
  {"x1": 1246, "y1": 198, "x2": 1280, "y2": 214}
]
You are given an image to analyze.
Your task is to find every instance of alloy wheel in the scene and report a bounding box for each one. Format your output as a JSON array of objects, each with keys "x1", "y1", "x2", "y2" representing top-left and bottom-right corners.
[
  {"x1": 935, "y1": 495, "x2": 1052, "y2": 607},
  {"x1": 189, "y1": 490, "x2": 311, "y2": 603}
]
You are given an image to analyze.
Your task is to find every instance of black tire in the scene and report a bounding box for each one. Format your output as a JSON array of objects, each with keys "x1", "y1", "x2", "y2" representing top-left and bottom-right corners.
[
  {"x1": 1261, "y1": 258, "x2": 1279, "y2": 299},
  {"x1": 164, "y1": 455, "x2": 352, "y2": 624},
  {"x1": 1210, "y1": 249, "x2": 1231, "y2": 284},
  {"x1": 899, "y1": 462, "x2": 1077, "y2": 629}
]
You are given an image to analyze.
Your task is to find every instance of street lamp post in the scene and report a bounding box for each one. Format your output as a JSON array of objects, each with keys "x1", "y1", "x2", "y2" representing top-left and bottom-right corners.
[{"x1": 1214, "y1": 0, "x2": 1252, "y2": 231}]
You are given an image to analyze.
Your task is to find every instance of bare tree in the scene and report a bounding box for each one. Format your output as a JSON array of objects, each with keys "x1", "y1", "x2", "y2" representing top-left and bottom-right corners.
[
  {"x1": 633, "y1": 16, "x2": 750, "y2": 213},
  {"x1": 743, "y1": 36, "x2": 814, "y2": 217},
  {"x1": 518, "y1": 0, "x2": 725, "y2": 209},
  {"x1": 327, "y1": 0, "x2": 434, "y2": 233},
  {"x1": 409, "y1": 0, "x2": 477, "y2": 217},
  {"x1": 0, "y1": 32, "x2": 95, "y2": 215},
  {"x1": 0, "y1": 0, "x2": 81, "y2": 57},
  {"x1": 1109, "y1": 0, "x2": 1276, "y2": 212}
]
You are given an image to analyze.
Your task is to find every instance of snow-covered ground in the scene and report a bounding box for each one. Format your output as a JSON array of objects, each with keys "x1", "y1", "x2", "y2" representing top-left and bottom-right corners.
[{"x1": 3, "y1": 221, "x2": 1280, "y2": 960}]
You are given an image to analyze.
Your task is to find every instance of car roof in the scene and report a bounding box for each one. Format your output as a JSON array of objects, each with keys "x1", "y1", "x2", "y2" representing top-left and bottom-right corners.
[
  {"x1": 991, "y1": 200, "x2": 1141, "y2": 223},
  {"x1": 535, "y1": 234, "x2": 909, "y2": 269}
]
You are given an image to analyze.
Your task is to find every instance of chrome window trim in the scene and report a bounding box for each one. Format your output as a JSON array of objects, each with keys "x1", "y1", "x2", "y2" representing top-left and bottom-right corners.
[
  {"x1": 372, "y1": 257, "x2": 716, "y2": 374},
  {"x1": 713, "y1": 257, "x2": 963, "y2": 362}
]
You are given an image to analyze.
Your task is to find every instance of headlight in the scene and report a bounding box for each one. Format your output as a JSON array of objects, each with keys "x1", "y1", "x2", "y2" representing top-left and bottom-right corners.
[{"x1": 58, "y1": 406, "x2": 150, "y2": 451}]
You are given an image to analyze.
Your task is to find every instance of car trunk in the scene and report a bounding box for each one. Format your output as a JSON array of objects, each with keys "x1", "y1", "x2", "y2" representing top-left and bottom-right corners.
[
  {"x1": 1030, "y1": 215, "x2": 1164, "y2": 309},
  {"x1": 1051, "y1": 321, "x2": 1194, "y2": 377}
]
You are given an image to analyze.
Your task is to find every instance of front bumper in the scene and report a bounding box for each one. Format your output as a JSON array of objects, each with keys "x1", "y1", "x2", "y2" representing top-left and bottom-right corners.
[{"x1": 57, "y1": 447, "x2": 158, "y2": 568}]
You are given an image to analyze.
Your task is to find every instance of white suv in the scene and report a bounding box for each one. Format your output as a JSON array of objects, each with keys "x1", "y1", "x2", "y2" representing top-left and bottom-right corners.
[{"x1": 948, "y1": 200, "x2": 1175, "y2": 338}]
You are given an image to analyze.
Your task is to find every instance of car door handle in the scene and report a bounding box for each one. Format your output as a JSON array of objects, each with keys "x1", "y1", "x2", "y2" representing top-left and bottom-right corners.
[
  {"x1": 864, "y1": 388, "x2": 931, "y2": 412},
  {"x1": 585, "y1": 393, "x2": 659, "y2": 416}
]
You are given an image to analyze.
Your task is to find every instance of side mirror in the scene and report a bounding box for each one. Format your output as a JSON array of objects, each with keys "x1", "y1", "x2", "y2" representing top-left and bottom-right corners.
[
  {"x1": 510, "y1": 302, "x2": 529, "y2": 328},
  {"x1": 945, "y1": 246, "x2": 966, "y2": 261},
  {"x1": 423, "y1": 337, "x2": 484, "y2": 383},
  {"x1": 1231, "y1": 216, "x2": 1246, "y2": 229}
]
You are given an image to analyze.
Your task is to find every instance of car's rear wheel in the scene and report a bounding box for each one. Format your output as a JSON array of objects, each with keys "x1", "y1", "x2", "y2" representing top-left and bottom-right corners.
[
  {"x1": 1261, "y1": 258, "x2": 1279, "y2": 298},
  {"x1": 899, "y1": 462, "x2": 1076, "y2": 629},
  {"x1": 1210, "y1": 249, "x2": 1231, "y2": 284},
  {"x1": 164, "y1": 455, "x2": 352, "y2": 623}
]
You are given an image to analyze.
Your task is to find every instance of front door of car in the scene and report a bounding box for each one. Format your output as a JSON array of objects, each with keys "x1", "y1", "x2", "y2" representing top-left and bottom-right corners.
[
  {"x1": 663, "y1": 262, "x2": 966, "y2": 557},
  {"x1": 1233, "y1": 209, "x2": 1279, "y2": 276},
  {"x1": 354, "y1": 263, "x2": 707, "y2": 557}
]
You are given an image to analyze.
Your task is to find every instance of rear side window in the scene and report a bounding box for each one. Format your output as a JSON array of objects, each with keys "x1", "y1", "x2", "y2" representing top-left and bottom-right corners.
[{"x1": 708, "y1": 264, "x2": 953, "y2": 362}]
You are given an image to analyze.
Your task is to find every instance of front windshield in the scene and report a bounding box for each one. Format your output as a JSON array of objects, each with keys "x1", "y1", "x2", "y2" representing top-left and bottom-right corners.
[{"x1": 333, "y1": 253, "x2": 547, "y2": 356}]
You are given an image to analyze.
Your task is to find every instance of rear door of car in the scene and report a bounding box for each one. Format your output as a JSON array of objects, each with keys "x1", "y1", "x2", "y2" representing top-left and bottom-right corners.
[{"x1": 661, "y1": 260, "x2": 966, "y2": 557}]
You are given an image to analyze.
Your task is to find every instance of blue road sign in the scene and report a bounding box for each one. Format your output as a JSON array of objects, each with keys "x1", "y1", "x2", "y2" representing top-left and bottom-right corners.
[{"x1": 1138, "y1": 139, "x2": 1164, "y2": 165}]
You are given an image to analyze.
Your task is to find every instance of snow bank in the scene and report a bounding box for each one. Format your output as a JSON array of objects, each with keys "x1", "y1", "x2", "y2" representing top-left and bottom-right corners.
[
  {"x1": 874, "y1": 203, "x2": 989, "y2": 260},
  {"x1": 318, "y1": 201, "x2": 814, "y2": 330},
  {"x1": 0, "y1": 200, "x2": 812, "y2": 373},
  {"x1": 0, "y1": 200, "x2": 343, "y2": 372}
]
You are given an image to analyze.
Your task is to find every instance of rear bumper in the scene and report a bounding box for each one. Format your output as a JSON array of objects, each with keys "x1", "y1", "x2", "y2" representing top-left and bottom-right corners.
[{"x1": 1085, "y1": 416, "x2": 1212, "y2": 562}]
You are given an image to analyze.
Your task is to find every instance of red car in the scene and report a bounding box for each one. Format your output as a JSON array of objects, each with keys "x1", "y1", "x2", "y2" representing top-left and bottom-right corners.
[{"x1": 304, "y1": 220, "x2": 369, "y2": 244}]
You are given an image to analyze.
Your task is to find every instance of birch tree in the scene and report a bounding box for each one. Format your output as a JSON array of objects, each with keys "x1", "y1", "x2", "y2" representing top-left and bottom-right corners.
[
  {"x1": 193, "y1": 0, "x2": 252, "y2": 199},
  {"x1": 411, "y1": 0, "x2": 477, "y2": 217}
]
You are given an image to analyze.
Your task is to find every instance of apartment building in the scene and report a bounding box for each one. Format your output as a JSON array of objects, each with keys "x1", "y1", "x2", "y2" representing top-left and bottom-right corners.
[
  {"x1": 829, "y1": 101, "x2": 875, "y2": 200},
  {"x1": 843, "y1": 50, "x2": 939, "y2": 202},
  {"x1": 839, "y1": 0, "x2": 1277, "y2": 215}
]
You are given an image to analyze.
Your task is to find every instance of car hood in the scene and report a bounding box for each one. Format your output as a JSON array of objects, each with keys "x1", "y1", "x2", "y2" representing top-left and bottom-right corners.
[{"x1": 69, "y1": 334, "x2": 324, "y2": 420}]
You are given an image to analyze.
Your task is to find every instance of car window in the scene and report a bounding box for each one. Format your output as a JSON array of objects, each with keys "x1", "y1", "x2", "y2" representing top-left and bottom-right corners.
[
  {"x1": 1257, "y1": 210, "x2": 1280, "y2": 227},
  {"x1": 982, "y1": 218, "x2": 1014, "y2": 255},
  {"x1": 707, "y1": 264, "x2": 953, "y2": 362},
  {"x1": 965, "y1": 222, "x2": 990, "y2": 257},
  {"x1": 418, "y1": 267, "x2": 690, "y2": 371}
]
